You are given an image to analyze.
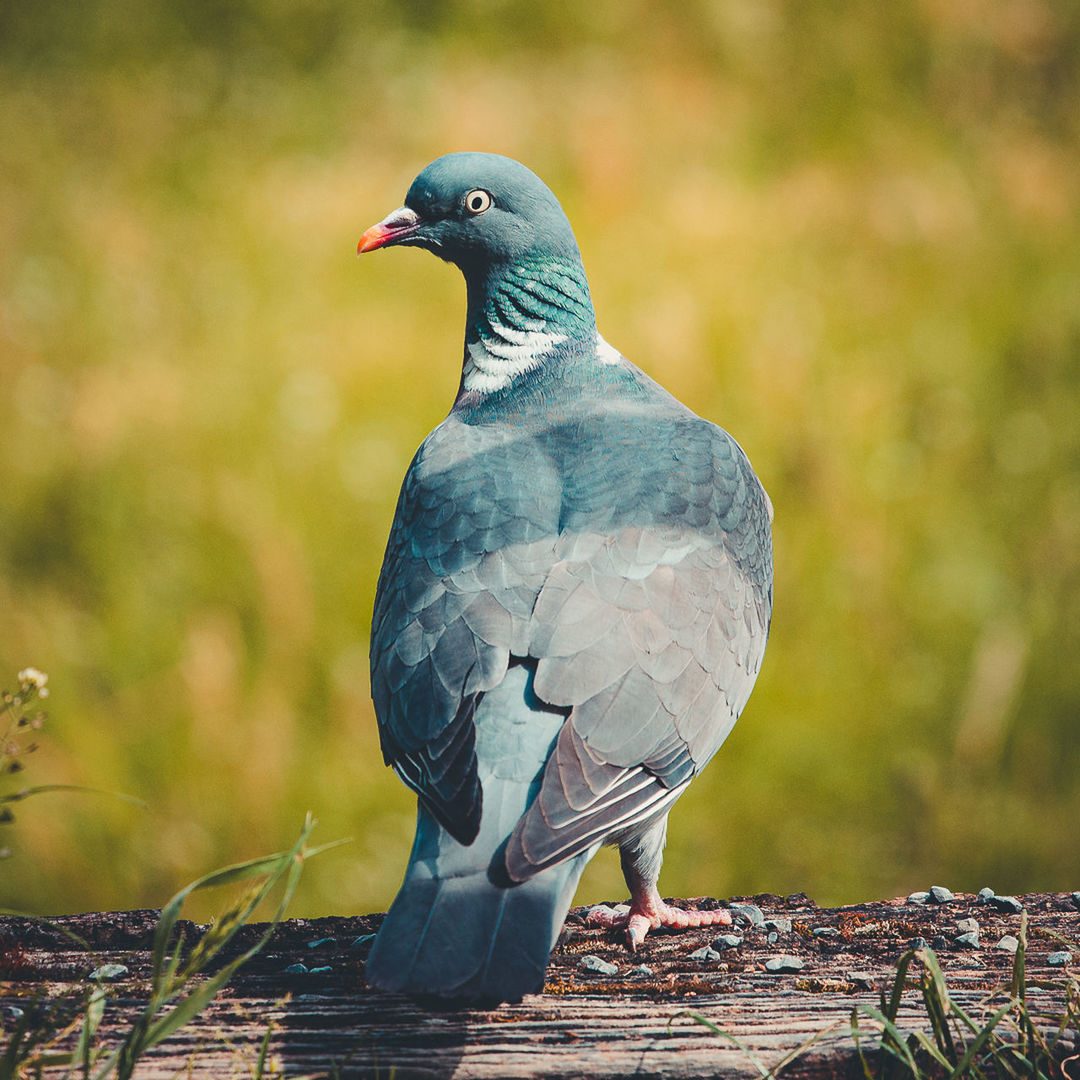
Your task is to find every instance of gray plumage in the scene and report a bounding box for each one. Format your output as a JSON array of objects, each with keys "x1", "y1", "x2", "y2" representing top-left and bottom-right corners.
[{"x1": 359, "y1": 153, "x2": 772, "y2": 1003}]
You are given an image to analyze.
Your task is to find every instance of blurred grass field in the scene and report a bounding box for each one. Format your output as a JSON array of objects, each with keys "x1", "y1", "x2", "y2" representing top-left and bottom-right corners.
[{"x1": 1, "y1": 0, "x2": 1078, "y2": 920}]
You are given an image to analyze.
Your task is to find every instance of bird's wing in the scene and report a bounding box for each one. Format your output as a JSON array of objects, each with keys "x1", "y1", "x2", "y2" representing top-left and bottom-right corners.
[
  {"x1": 372, "y1": 400, "x2": 772, "y2": 866},
  {"x1": 370, "y1": 417, "x2": 561, "y2": 844},
  {"x1": 504, "y1": 413, "x2": 773, "y2": 880}
]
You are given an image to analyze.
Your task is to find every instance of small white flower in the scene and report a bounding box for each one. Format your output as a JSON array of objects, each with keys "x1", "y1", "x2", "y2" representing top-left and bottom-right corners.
[{"x1": 17, "y1": 668, "x2": 48, "y2": 691}]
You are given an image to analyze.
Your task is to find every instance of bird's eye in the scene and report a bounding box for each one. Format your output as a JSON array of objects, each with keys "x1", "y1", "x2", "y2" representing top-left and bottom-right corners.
[{"x1": 464, "y1": 189, "x2": 493, "y2": 214}]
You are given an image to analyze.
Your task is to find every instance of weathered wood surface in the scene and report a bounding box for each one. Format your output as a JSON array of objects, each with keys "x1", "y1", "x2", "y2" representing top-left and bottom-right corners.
[{"x1": 2, "y1": 891, "x2": 1078, "y2": 1078}]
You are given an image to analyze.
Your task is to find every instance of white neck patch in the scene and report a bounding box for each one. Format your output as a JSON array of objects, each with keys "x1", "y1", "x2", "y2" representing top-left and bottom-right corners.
[
  {"x1": 463, "y1": 316, "x2": 568, "y2": 394},
  {"x1": 596, "y1": 332, "x2": 626, "y2": 366}
]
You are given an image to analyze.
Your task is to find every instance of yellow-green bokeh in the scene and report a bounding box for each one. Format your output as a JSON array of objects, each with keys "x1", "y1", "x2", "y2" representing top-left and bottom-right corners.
[{"x1": 2, "y1": 0, "x2": 1078, "y2": 919}]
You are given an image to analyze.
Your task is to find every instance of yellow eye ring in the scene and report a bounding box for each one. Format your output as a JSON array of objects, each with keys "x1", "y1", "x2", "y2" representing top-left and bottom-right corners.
[{"x1": 464, "y1": 189, "x2": 493, "y2": 214}]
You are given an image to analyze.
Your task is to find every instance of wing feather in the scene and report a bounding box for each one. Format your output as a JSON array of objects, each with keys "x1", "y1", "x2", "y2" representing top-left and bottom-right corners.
[
  {"x1": 504, "y1": 415, "x2": 772, "y2": 879},
  {"x1": 371, "y1": 396, "x2": 772, "y2": 864}
]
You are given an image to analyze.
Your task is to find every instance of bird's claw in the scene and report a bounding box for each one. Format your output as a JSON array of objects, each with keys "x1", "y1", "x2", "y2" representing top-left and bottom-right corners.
[
  {"x1": 586, "y1": 899, "x2": 732, "y2": 951},
  {"x1": 626, "y1": 915, "x2": 652, "y2": 952}
]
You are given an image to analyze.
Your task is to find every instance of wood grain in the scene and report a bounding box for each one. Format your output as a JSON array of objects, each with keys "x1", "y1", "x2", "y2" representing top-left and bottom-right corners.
[{"x1": 2, "y1": 892, "x2": 1078, "y2": 1077}]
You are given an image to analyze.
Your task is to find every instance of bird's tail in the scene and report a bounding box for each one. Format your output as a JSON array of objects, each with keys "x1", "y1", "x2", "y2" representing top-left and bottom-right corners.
[
  {"x1": 366, "y1": 661, "x2": 593, "y2": 1003},
  {"x1": 364, "y1": 838, "x2": 590, "y2": 1003}
]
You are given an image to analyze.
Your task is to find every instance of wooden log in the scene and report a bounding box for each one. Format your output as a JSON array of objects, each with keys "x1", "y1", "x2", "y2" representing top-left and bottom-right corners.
[{"x1": 2, "y1": 892, "x2": 1078, "y2": 1078}]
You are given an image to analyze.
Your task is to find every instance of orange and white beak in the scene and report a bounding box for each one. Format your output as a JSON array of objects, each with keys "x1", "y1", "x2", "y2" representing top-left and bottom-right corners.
[{"x1": 357, "y1": 206, "x2": 422, "y2": 254}]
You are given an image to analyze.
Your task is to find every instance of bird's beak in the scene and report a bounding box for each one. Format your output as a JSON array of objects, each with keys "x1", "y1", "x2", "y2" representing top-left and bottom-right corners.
[{"x1": 358, "y1": 206, "x2": 422, "y2": 254}]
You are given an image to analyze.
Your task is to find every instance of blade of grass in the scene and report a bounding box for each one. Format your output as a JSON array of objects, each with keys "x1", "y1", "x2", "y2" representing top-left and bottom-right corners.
[
  {"x1": 920, "y1": 948, "x2": 985, "y2": 1039},
  {"x1": 71, "y1": 986, "x2": 106, "y2": 1080},
  {"x1": 148, "y1": 847, "x2": 299, "y2": 987},
  {"x1": 883, "y1": 949, "x2": 917, "y2": 1024},
  {"x1": 253, "y1": 1020, "x2": 275, "y2": 1080},
  {"x1": 0, "y1": 1005, "x2": 34, "y2": 1080},
  {"x1": 0, "y1": 785, "x2": 147, "y2": 811},
  {"x1": 90, "y1": 815, "x2": 346, "y2": 1080},
  {"x1": 670, "y1": 1010, "x2": 775, "y2": 1079},
  {"x1": 854, "y1": 949, "x2": 918, "y2": 1080},
  {"x1": 767, "y1": 1017, "x2": 849, "y2": 1077},
  {"x1": 1, "y1": 987, "x2": 98, "y2": 1080},
  {"x1": 944, "y1": 1000, "x2": 1016, "y2": 1080},
  {"x1": 1012, "y1": 911, "x2": 1033, "y2": 1063},
  {"x1": 917, "y1": 948, "x2": 960, "y2": 1062},
  {"x1": 673, "y1": 1009, "x2": 847, "y2": 1079},
  {"x1": 852, "y1": 1002, "x2": 924, "y2": 1078}
]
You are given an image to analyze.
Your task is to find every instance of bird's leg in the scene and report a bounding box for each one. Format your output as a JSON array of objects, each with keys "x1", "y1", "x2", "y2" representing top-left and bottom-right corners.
[{"x1": 585, "y1": 817, "x2": 732, "y2": 950}]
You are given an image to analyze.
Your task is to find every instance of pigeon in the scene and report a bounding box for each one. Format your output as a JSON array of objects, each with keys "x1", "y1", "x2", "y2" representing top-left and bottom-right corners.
[{"x1": 358, "y1": 152, "x2": 773, "y2": 1003}]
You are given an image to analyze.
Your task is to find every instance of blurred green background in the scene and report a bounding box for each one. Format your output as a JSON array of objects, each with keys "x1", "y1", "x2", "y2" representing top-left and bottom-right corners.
[{"x1": 1, "y1": 0, "x2": 1078, "y2": 920}]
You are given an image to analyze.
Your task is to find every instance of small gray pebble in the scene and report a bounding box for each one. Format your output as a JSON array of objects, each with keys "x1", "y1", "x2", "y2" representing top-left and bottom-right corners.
[
  {"x1": 1047, "y1": 951, "x2": 1072, "y2": 967},
  {"x1": 579, "y1": 954, "x2": 619, "y2": 976},
  {"x1": 910, "y1": 936, "x2": 929, "y2": 950},
  {"x1": 728, "y1": 902, "x2": 766, "y2": 928},
  {"x1": 956, "y1": 917, "x2": 979, "y2": 934},
  {"x1": 976, "y1": 887, "x2": 995, "y2": 905},
  {"x1": 954, "y1": 932, "x2": 980, "y2": 949},
  {"x1": 350, "y1": 934, "x2": 377, "y2": 949},
  {"x1": 812, "y1": 926, "x2": 839, "y2": 938},
  {"x1": 307, "y1": 937, "x2": 336, "y2": 949},
  {"x1": 284, "y1": 963, "x2": 308, "y2": 975},
  {"x1": 688, "y1": 945, "x2": 722, "y2": 963},
  {"x1": 768, "y1": 932, "x2": 779, "y2": 944},
  {"x1": 89, "y1": 964, "x2": 129, "y2": 982},
  {"x1": 929, "y1": 886, "x2": 955, "y2": 904},
  {"x1": 627, "y1": 964, "x2": 654, "y2": 979},
  {"x1": 932, "y1": 936, "x2": 949, "y2": 950},
  {"x1": 712, "y1": 934, "x2": 743, "y2": 950},
  {"x1": 764, "y1": 917, "x2": 792, "y2": 933},
  {"x1": 765, "y1": 955, "x2": 805, "y2": 973},
  {"x1": 988, "y1": 895, "x2": 1023, "y2": 914},
  {"x1": 996, "y1": 935, "x2": 1019, "y2": 953},
  {"x1": 308, "y1": 965, "x2": 333, "y2": 974},
  {"x1": 1071, "y1": 892, "x2": 1080, "y2": 912},
  {"x1": 847, "y1": 971, "x2": 876, "y2": 987},
  {"x1": 907, "y1": 891, "x2": 930, "y2": 905}
]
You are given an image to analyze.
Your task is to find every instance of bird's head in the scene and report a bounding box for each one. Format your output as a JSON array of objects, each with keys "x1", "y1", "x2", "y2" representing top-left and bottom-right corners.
[{"x1": 358, "y1": 152, "x2": 582, "y2": 272}]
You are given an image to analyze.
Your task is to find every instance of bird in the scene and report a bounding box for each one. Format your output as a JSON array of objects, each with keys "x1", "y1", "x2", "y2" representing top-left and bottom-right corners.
[{"x1": 358, "y1": 152, "x2": 773, "y2": 1004}]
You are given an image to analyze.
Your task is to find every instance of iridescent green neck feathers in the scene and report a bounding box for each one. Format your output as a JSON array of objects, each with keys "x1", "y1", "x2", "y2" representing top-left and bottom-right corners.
[{"x1": 463, "y1": 256, "x2": 596, "y2": 395}]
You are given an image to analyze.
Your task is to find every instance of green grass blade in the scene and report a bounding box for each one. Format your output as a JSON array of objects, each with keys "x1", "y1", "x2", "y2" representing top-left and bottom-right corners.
[
  {"x1": 916, "y1": 949, "x2": 960, "y2": 1061},
  {"x1": 766, "y1": 1017, "x2": 847, "y2": 1077},
  {"x1": 920, "y1": 947, "x2": 985, "y2": 1039},
  {"x1": 883, "y1": 949, "x2": 916, "y2": 1023},
  {"x1": 849, "y1": 1007, "x2": 878, "y2": 1080},
  {"x1": 149, "y1": 855, "x2": 272, "y2": 986},
  {"x1": 0, "y1": 785, "x2": 147, "y2": 810},
  {"x1": 70, "y1": 986, "x2": 106, "y2": 1080},
  {"x1": 108, "y1": 816, "x2": 329, "y2": 1080},
  {"x1": 876, "y1": 947, "x2": 918, "y2": 1080},
  {"x1": 254, "y1": 1021, "x2": 275, "y2": 1080},
  {"x1": 1013, "y1": 911, "x2": 1036, "y2": 1062},
  {"x1": 944, "y1": 1000, "x2": 1016, "y2": 1080},
  {"x1": 148, "y1": 817, "x2": 321, "y2": 988},
  {"x1": 0, "y1": 1004, "x2": 33, "y2": 1080},
  {"x1": 907, "y1": 1028, "x2": 962, "y2": 1072},
  {"x1": 852, "y1": 1003, "x2": 923, "y2": 1077},
  {"x1": 669, "y1": 1011, "x2": 773, "y2": 1078}
]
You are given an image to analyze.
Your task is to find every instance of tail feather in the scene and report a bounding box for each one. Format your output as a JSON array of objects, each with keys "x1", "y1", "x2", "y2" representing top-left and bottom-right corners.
[
  {"x1": 365, "y1": 849, "x2": 590, "y2": 1002},
  {"x1": 366, "y1": 661, "x2": 593, "y2": 1003}
]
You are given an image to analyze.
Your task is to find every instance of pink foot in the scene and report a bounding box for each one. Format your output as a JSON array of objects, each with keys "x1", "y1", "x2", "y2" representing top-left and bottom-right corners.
[{"x1": 587, "y1": 897, "x2": 732, "y2": 950}]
